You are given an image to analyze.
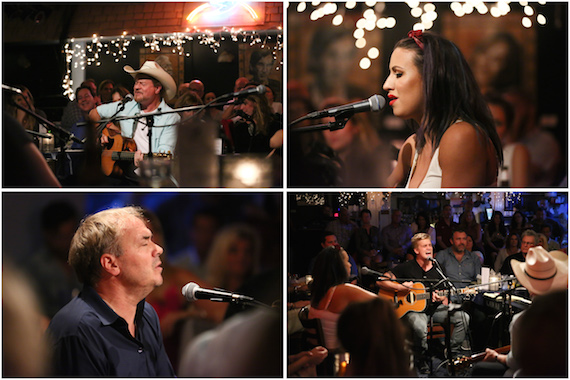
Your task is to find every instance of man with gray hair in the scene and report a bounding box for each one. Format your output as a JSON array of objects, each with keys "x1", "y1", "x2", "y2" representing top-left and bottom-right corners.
[
  {"x1": 47, "y1": 207, "x2": 175, "y2": 376},
  {"x1": 499, "y1": 229, "x2": 538, "y2": 275}
]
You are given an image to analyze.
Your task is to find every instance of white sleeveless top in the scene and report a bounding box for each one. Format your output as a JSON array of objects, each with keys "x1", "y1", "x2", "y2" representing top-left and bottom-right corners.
[
  {"x1": 405, "y1": 147, "x2": 442, "y2": 188},
  {"x1": 308, "y1": 286, "x2": 341, "y2": 350}
]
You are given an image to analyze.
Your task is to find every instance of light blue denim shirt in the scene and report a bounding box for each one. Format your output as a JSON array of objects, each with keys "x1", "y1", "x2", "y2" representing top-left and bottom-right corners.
[{"x1": 97, "y1": 99, "x2": 179, "y2": 154}]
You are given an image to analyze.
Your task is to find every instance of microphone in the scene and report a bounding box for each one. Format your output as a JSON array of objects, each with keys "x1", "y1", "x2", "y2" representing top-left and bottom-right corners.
[
  {"x1": 427, "y1": 256, "x2": 436, "y2": 262},
  {"x1": 361, "y1": 266, "x2": 387, "y2": 278},
  {"x1": 2, "y1": 84, "x2": 23, "y2": 94},
  {"x1": 219, "y1": 85, "x2": 266, "y2": 100},
  {"x1": 305, "y1": 95, "x2": 386, "y2": 119},
  {"x1": 182, "y1": 282, "x2": 254, "y2": 303},
  {"x1": 120, "y1": 93, "x2": 134, "y2": 105}
]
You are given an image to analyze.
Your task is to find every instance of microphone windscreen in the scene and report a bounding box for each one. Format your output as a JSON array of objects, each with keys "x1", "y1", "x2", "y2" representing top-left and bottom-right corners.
[
  {"x1": 256, "y1": 84, "x2": 266, "y2": 94},
  {"x1": 369, "y1": 95, "x2": 385, "y2": 112},
  {"x1": 182, "y1": 282, "x2": 199, "y2": 301}
]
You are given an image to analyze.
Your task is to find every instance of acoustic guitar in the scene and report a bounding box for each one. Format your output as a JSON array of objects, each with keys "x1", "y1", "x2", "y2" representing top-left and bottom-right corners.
[
  {"x1": 100, "y1": 128, "x2": 171, "y2": 177},
  {"x1": 452, "y1": 345, "x2": 511, "y2": 370},
  {"x1": 378, "y1": 282, "x2": 477, "y2": 319}
]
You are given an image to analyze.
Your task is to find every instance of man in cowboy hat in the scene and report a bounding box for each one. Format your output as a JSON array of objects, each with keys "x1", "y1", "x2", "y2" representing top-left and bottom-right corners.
[
  {"x1": 89, "y1": 61, "x2": 180, "y2": 171},
  {"x1": 474, "y1": 246, "x2": 568, "y2": 376}
]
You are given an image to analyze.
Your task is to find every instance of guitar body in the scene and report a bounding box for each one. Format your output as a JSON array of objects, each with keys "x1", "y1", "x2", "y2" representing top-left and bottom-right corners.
[
  {"x1": 378, "y1": 282, "x2": 429, "y2": 319},
  {"x1": 101, "y1": 128, "x2": 137, "y2": 177}
]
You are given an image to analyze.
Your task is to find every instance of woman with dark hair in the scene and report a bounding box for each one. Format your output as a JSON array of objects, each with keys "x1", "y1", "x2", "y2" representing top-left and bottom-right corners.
[
  {"x1": 229, "y1": 92, "x2": 282, "y2": 154},
  {"x1": 459, "y1": 210, "x2": 483, "y2": 251},
  {"x1": 384, "y1": 30, "x2": 502, "y2": 188},
  {"x1": 410, "y1": 211, "x2": 435, "y2": 247},
  {"x1": 494, "y1": 233, "x2": 521, "y2": 273},
  {"x1": 508, "y1": 211, "x2": 531, "y2": 238},
  {"x1": 337, "y1": 298, "x2": 413, "y2": 376},
  {"x1": 308, "y1": 246, "x2": 377, "y2": 351},
  {"x1": 483, "y1": 211, "x2": 508, "y2": 266}
]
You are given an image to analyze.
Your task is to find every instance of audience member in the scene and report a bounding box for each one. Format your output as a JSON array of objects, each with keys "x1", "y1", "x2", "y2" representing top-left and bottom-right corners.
[
  {"x1": 325, "y1": 207, "x2": 357, "y2": 250},
  {"x1": 381, "y1": 209, "x2": 412, "y2": 265},
  {"x1": 188, "y1": 79, "x2": 205, "y2": 100},
  {"x1": 179, "y1": 308, "x2": 281, "y2": 377},
  {"x1": 486, "y1": 93, "x2": 530, "y2": 187},
  {"x1": 98, "y1": 79, "x2": 115, "y2": 104},
  {"x1": 499, "y1": 229, "x2": 538, "y2": 275},
  {"x1": 483, "y1": 211, "x2": 508, "y2": 266},
  {"x1": 175, "y1": 91, "x2": 204, "y2": 121},
  {"x1": 540, "y1": 223, "x2": 561, "y2": 251},
  {"x1": 352, "y1": 209, "x2": 382, "y2": 268},
  {"x1": 531, "y1": 207, "x2": 563, "y2": 240},
  {"x1": 46, "y1": 207, "x2": 175, "y2": 376},
  {"x1": 318, "y1": 97, "x2": 393, "y2": 187},
  {"x1": 24, "y1": 201, "x2": 81, "y2": 326},
  {"x1": 111, "y1": 84, "x2": 131, "y2": 102},
  {"x1": 377, "y1": 233, "x2": 470, "y2": 374},
  {"x1": 466, "y1": 233, "x2": 485, "y2": 265},
  {"x1": 224, "y1": 92, "x2": 282, "y2": 154},
  {"x1": 337, "y1": 298, "x2": 413, "y2": 376},
  {"x1": 3, "y1": 112, "x2": 61, "y2": 187},
  {"x1": 435, "y1": 204, "x2": 457, "y2": 251},
  {"x1": 61, "y1": 79, "x2": 100, "y2": 133},
  {"x1": 4, "y1": 85, "x2": 46, "y2": 132},
  {"x1": 508, "y1": 210, "x2": 531, "y2": 237},
  {"x1": 3, "y1": 263, "x2": 50, "y2": 377},
  {"x1": 459, "y1": 210, "x2": 483, "y2": 251},
  {"x1": 264, "y1": 85, "x2": 283, "y2": 114},
  {"x1": 436, "y1": 229, "x2": 482, "y2": 290},
  {"x1": 411, "y1": 211, "x2": 436, "y2": 247},
  {"x1": 68, "y1": 85, "x2": 98, "y2": 149},
  {"x1": 203, "y1": 91, "x2": 223, "y2": 123},
  {"x1": 537, "y1": 233, "x2": 549, "y2": 251},
  {"x1": 494, "y1": 233, "x2": 520, "y2": 273},
  {"x1": 309, "y1": 231, "x2": 357, "y2": 277}
]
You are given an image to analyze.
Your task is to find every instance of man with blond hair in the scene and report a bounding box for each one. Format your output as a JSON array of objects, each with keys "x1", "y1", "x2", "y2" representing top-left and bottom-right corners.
[
  {"x1": 47, "y1": 207, "x2": 175, "y2": 376},
  {"x1": 378, "y1": 233, "x2": 470, "y2": 374}
]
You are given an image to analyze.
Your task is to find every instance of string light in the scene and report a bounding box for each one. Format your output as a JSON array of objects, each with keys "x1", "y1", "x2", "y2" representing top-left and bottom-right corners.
[
  {"x1": 295, "y1": 193, "x2": 325, "y2": 206},
  {"x1": 62, "y1": 28, "x2": 282, "y2": 99}
]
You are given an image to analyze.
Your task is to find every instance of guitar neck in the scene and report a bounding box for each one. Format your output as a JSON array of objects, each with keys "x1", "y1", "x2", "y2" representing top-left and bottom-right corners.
[
  {"x1": 109, "y1": 151, "x2": 170, "y2": 161},
  {"x1": 454, "y1": 345, "x2": 511, "y2": 368}
]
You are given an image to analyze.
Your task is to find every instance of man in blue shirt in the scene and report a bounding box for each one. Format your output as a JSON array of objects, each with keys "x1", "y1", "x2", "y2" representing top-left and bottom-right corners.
[
  {"x1": 89, "y1": 61, "x2": 180, "y2": 170},
  {"x1": 436, "y1": 228, "x2": 482, "y2": 291},
  {"x1": 47, "y1": 207, "x2": 175, "y2": 376}
]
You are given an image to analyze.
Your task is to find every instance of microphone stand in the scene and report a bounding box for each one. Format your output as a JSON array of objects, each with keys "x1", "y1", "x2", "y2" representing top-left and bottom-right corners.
[
  {"x1": 289, "y1": 110, "x2": 354, "y2": 133},
  {"x1": 430, "y1": 259, "x2": 456, "y2": 376}
]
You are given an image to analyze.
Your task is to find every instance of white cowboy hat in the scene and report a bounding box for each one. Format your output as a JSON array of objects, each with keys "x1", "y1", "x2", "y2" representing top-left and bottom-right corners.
[
  {"x1": 123, "y1": 61, "x2": 177, "y2": 101},
  {"x1": 512, "y1": 246, "x2": 568, "y2": 295}
]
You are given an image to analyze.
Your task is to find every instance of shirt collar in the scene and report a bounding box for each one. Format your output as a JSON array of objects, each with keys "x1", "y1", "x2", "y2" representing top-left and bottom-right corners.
[{"x1": 80, "y1": 285, "x2": 146, "y2": 326}]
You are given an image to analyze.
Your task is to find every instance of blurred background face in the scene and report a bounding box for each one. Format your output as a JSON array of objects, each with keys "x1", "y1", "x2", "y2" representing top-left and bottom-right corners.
[
  {"x1": 473, "y1": 41, "x2": 510, "y2": 88},
  {"x1": 361, "y1": 212, "x2": 371, "y2": 224},
  {"x1": 112, "y1": 91, "x2": 123, "y2": 102},
  {"x1": 240, "y1": 99, "x2": 256, "y2": 116},
  {"x1": 489, "y1": 103, "x2": 508, "y2": 141},
  {"x1": 225, "y1": 237, "x2": 253, "y2": 278},
  {"x1": 322, "y1": 118, "x2": 358, "y2": 153},
  {"x1": 204, "y1": 92, "x2": 216, "y2": 103},
  {"x1": 466, "y1": 235, "x2": 474, "y2": 251},
  {"x1": 319, "y1": 36, "x2": 355, "y2": 86},
  {"x1": 509, "y1": 234, "x2": 519, "y2": 248},
  {"x1": 417, "y1": 215, "x2": 426, "y2": 228},
  {"x1": 77, "y1": 88, "x2": 95, "y2": 113}
]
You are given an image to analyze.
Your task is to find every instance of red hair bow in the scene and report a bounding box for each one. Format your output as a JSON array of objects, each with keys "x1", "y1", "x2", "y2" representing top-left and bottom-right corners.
[{"x1": 408, "y1": 29, "x2": 424, "y2": 50}]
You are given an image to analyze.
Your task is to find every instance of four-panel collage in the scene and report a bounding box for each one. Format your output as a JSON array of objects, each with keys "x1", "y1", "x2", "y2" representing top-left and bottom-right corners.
[{"x1": 2, "y1": 1, "x2": 568, "y2": 378}]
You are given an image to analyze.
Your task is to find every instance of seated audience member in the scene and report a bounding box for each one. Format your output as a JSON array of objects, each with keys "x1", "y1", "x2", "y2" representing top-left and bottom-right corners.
[
  {"x1": 411, "y1": 211, "x2": 436, "y2": 247},
  {"x1": 483, "y1": 211, "x2": 508, "y2": 266},
  {"x1": 458, "y1": 210, "x2": 483, "y2": 251},
  {"x1": 337, "y1": 298, "x2": 413, "y2": 376},
  {"x1": 46, "y1": 207, "x2": 175, "y2": 376},
  {"x1": 175, "y1": 91, "x2": 204, "y2": 121},
  {"x1": 111, "y1": 85, "x2": 131, "y2": 102},
  {"x1": 508, "y1": 210, "x2": 530, "y2": 238},
  {"x1": 494, "y1": 233, "x2": 520, "y2": 273},
  {"x1": 381, "y1": 209, "x2": 413, "y2": 265},
  {"x1": 499, "y1": 229, "x2": 537, "y2": 275},
  {"x1": 61, "y1": 79, "x2": 100, "y2": 133},
  {"x1": 325, "y1": 207, "x2": 357, "y2": 250},
  {"x1": 540, "y1": 223, "x2": 561, "y2": 251},
  {"x1": 3, "y1": 112, "x2": 60, "y2": 187},
  {"x1": 352, "y1": 209, "x2": 382, "y2": 268},
  {"x1": 4, "y1": 85, "x2": 46, "y2": 132},
  {"x1": 474, "y1": 247, "x2": 567, "y2": 377},
  {"x1": 69, "y1": 85, "x2": 98, "y2": 149},
  {"x1": 435, "y1": 204, "x2": 457, "y2": 251},
  {"x1": 288, "y1": 346, "x2": 328, "y2": 377},
  {"x1": 436, "y1": 229, "x2": 482, "y2": 290},
  {"x1": 466, "y1": 233, "x2": 484, "y2": 265},
  {"x1": 179, "y1": 308, "x2": 281, "y2": 377},
  {"x1": 188, "y1": 79, "x2": 205, "y2": 100},
  {"x1": 265, "y1": 85, "x2": 283, "y2": 114},
  {"x1": 308, "y1": 231, "x2": 357, "y2": 277},
  {"x1": 224, "y1": 92, "x2": 282, "y2": 154},
  {"x1": 98, "y1": 79, "x2": 115, "y2": 104}
]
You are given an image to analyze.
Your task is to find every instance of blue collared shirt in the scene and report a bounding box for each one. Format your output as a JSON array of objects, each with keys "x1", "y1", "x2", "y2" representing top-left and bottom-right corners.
[
  {"x1": 47, "y1": 285, "x2": 175, "y2": 377},
  {"x1": 97, "y1": 99, "x2": 179, "y2": 154},
  {"x1": 435, "y1": 247, "x2": 482, "y2": 289}
]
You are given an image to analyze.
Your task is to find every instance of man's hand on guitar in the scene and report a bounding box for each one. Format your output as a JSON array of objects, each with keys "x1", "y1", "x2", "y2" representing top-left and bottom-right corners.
[
  {"x1": 482, "y1": 348, "x2": 505, "y2": 364},
  {"x1": 134, "y1": 151, "x2": 144, "y2": 167},
  {"x1": 100, "y1": 133, "x2": 110, "y2": 145},
  {"x1": 432, "y1": 292, "x2": 449, "y2": 305}
]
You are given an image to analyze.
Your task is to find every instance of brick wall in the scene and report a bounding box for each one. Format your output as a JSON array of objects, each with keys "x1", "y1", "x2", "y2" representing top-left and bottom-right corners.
[{"x1": 67, "y1": 2, "x2": 283, "y2": 38}]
